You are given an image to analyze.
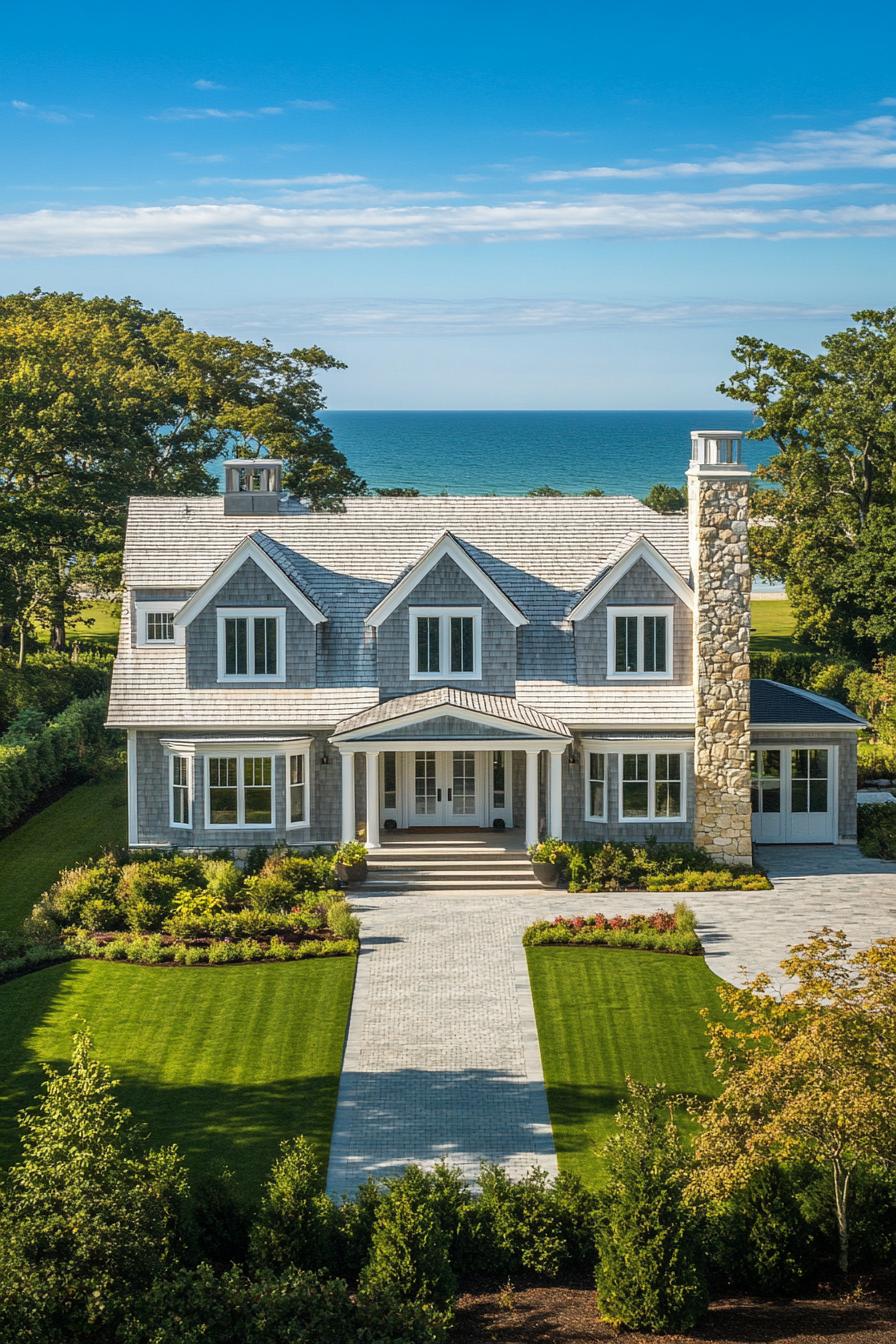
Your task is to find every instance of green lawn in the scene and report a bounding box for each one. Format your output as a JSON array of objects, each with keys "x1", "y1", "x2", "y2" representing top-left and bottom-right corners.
[
  {"x1": 0, "y1": 956, "x2": 355, "y2": 1198},
  {"x1": 750, "y1": 596, "x2": 796, "y2": 653},
  {"x1": 0, "y1": 768, "x2": 128, "y2": 932},
  {"x1": 527, "y1": 947, "x2": 727, "y2": 1186},
  {"x1": 36, "y1": 599, "x2": 122, "y2": 652}
]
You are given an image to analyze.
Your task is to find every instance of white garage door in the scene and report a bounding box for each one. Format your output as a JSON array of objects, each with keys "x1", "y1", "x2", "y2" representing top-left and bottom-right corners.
[{"x1": 751, "y1": 746, "x2": 835, "y2": 844}]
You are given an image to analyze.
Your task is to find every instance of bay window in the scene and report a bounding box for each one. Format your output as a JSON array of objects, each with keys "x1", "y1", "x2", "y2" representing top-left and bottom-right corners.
[
  {"x1": 607, "y1": 606, "x2": 672, "y2": 678},
  {"x1": 206, "y1": 754, "x2": 274, "y2": 828},
  {"x1": 216, "y1": 608, "x2": 285, "y2": 682},
  {"x1": 409, "y1": 607, "x2": 481, "y2": 679}
]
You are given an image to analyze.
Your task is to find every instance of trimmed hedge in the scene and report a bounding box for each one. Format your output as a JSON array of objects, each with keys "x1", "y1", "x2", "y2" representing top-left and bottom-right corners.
[
  {"x1": 523, "y1": 903, "x2": 703, "y2": 955},
  {"x1": 857, "y1": 802, "x2": 896, "y2": 860},
  {"x1": 0, "y1": 694, "x2": 114, "y2": 832},
  {"x1": 0, "y1": 651, "x2": 112, "y2": 734},
  {"x1": 63, "y1": 930, "x2": 358, "y2": 965}
]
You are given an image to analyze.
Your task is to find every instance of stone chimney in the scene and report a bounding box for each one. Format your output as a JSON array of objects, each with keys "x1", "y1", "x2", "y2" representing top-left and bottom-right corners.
[
  {"x1": 222, "y1": 459, "x2": 284, "y2": 515},
  {"x1": 687, "y1": 430, "x2": 753, "y2": 865}
]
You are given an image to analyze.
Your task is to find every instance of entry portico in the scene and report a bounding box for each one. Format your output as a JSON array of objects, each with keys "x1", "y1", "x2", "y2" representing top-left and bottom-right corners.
[{"x1": 331, "y1": 687, "x2": 572, "y2": 849}]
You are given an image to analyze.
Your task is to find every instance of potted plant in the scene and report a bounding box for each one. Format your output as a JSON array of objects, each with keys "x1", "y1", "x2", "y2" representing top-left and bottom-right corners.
[
  {"x1": 334, "y1": 840, "x2": 368, "y2": 885},
  {"x1": 528, "y1": 837, "x2": 569, "y2": 888}
]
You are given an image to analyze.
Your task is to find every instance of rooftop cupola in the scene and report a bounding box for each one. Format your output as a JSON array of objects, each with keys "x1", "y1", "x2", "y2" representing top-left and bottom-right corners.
[
  {"x1": 689, "y1": 429, "x2": 746, "y2": 467},
  {"x1": 222, "y1": 459, "x2": 284, "y2": 515}
]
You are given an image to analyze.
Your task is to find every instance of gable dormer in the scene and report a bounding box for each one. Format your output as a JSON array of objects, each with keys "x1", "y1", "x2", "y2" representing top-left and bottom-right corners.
[
  {"x1": 365, "y1": 532, "x2": 528, "y2": 697},
  {"x1": 569, "y1": 535, "x2": 694, "y2": 687},
  {"x1": 174, "y1": 533, "x2": 326, "y2": 690}
]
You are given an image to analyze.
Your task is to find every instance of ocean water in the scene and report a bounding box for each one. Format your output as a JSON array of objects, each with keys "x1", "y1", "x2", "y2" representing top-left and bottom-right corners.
[{"x1": 320, "y1": 409, "x2": 772, "y2": 497}]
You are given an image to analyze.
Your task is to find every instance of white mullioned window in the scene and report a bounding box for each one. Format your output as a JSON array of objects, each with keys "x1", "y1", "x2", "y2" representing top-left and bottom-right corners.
[
  {"x1": 169, "y1": 753, "x2": 192, "y2": 827},
  {"x1": 618, "y1": 750, "x2": 685, "y2": 822},
  {"x1": 287, "y1": 749, "x2": 309, "y2": 828},
  {"x1": 409, "y1": 606, "x2": 482, "y2": 680},
  {"x1": 135, "y1": 602, "x2": 181, "y2": 646},
  {"x1": 585, "y1": 751, "x2": 607, "y2": 821},
  {"x1": 216, "y1": 608, "x2": 286, "y2": 683},
  {"x1": 606, "y1": 606, "x2": 673, "y2": 679},
  {"x1": 205, "y1": 753, "x2": 275, "y2": 828}
]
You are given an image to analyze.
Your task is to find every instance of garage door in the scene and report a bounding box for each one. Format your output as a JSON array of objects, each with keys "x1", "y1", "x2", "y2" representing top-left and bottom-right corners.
[{"x1": 751, "y1": 747, "x2": 835, "y2": 844}]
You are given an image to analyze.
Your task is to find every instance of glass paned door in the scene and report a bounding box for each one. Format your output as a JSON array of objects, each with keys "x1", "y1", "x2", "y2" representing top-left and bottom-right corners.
[
  {"x1": 750, "y1": 749, "x2": 783, "y2": 843},
  {"x1": 451, "y1": 751, "x2": 477, "y2": 817},
  {"x1": 789, "y1": 747, "x2": 832, "y2": 842},
  {"x1": 411, "y1": 751, "x2": 438, "y2": 822}
]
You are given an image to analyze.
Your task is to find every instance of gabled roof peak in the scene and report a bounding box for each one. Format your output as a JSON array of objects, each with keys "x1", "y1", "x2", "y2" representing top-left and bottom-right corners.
[
  {"x1": 567, "y1": 533, "x2": 694, "y2": 621},
  {"x1": 364, "y1": 530, "x2": 529, "y2": 629},
  {"x1": 173, "y1": 532, "x2": 328, "y2": 631}
]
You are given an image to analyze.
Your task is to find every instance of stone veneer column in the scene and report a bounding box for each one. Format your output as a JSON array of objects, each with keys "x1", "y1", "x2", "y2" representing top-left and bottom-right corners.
[{"x1": 687, "y1": 431, "x2": 753, "y2": 866}]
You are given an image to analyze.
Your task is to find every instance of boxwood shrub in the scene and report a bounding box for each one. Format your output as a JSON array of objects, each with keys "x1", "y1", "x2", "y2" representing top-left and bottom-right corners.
[{"x1": 533, "y1": 839, "x2": 771, "y2": 893}]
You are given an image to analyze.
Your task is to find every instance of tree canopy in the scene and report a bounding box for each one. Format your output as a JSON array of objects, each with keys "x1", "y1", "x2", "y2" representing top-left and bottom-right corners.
[
  {"x1": 719, "y1": 309, "x2": 896, "y2": 659},
  {"x1": 0, "y1": 289, "x2": 362, "y2": 652}
]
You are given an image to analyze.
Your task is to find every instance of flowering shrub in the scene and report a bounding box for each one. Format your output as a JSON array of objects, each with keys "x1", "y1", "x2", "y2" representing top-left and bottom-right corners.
[{"x1": 522, "y1": 903, "x2": 702, "y2": 955}]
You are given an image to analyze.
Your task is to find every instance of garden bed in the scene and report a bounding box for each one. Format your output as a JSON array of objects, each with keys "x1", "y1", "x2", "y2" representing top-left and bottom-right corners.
[
  {"x1": 523, "y1": 903, "x2": 702, "y2": 955},
  {"x1": 528, "y1": 838, "x2": 771, "y2": 892}
]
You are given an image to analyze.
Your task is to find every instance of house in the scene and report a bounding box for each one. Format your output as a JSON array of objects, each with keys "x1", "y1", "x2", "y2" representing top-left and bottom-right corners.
[{"x1": 107, "y1": 431, "x2": 866, "y2": 861}]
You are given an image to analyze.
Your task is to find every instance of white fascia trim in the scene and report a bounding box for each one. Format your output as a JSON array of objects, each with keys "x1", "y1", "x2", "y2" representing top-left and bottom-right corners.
[
  {"x1": 173, "y1": 534, "x2": 327, "y2": 631},
  {"x1": 160, "y1": 736, "x2": 312, "y2": 754},
  {"x1": 364, "y1": 532, "x2": 528, "y2": 629},
  {"x1": 336, "y1": 737, "x2": 550, "y2": 753},
  {"x1": 581, "y1": 735, "x2": 693, "y2": 752},
  {"x1": 332, "y1": 700, "x2": 570, "y2": 743},
  {"x1": 606, "y1": 604, "x2": 675, "y2": 681},
  {"x1": 568, "y1": 536, "x2": 695, "y2": 620}
]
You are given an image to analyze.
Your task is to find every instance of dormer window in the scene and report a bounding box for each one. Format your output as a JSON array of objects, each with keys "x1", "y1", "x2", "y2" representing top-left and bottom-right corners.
[
  {"x1": 409, "y1": 606, "x2": 481, "y2": 680},
  {"x1": 216, "y1": 607, "x2": 286, "y2": 683},
  {"x1": 607, "y1": 606, "x2": 673, "y2": 680},
  {"x1": 135, "y1": 602, "x2": 180, "y2": 646}
]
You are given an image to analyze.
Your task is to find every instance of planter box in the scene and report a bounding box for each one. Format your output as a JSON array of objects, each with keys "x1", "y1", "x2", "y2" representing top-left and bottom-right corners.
[{"x1": 335, "y1": 859, "x2": 368, "y2": 885}]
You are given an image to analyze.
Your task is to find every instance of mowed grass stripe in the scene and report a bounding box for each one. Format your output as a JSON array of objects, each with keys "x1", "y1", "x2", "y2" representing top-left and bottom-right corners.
[
  {"x1": 0, "y1": 769, "x2": 128, "y2": 931},
  {"x1": 527, "y1": 947, "x2": 727, "y2": 1186},
  {"x1": 0, "y1": 957, "x2": 356, "y2": 1198}
]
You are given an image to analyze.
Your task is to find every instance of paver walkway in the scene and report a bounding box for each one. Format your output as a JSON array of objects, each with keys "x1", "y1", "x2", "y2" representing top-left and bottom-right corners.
[{"x1": 326, "y1": 845, "x2": 896, "y2": 1194}]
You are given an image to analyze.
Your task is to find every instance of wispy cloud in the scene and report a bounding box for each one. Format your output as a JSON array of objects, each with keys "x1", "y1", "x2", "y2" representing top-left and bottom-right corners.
[
  {"x1": 150, "y1": 105, "x2": 285, "y2": 122},
  {"x1": 10, "y1": 98, "x2": 85, "y2": 125},
  {"x1": 879, "y1": 97, "x2": 896, "y2": 108},
  {"x1": 197, "y1": 173, "x2": 365, "y2": 187},
  {"x1": 193, "y1": 79, "x2": 225, "y2": 91},
  {"x1": 193, "y1": 297, "x2": 848, "y2": 339},
  {"x1": 170, "y1": 151, "x2": 229, "y2": 164},
  {"x1": 1, "y1": 188, "x2": 896, "y2": 257},
  {"x1": 531, "y1": 116, "x2": 896, "y2": 180}
]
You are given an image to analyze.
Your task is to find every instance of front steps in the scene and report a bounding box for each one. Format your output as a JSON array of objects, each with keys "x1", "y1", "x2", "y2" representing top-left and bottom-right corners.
[{"x1": 364, "y1": 831, "x2": 544, "y2": 894}]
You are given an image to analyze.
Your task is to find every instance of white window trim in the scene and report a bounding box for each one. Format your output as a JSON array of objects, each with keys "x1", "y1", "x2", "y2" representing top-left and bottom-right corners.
[
  {"x1": 135, "y1": 601, "x2": 181, "y2": 646},
  {"x1": 584, "y1": 750, "x2": 608, "y2": 822},
  {"x1": 617, "y1": 749, "x2": 687, "y2": 823},
  {"x1": 168, "y1": 752, "x2": 193, "y2": 829},
  {"x1": 203, "y1": 751, "x2": 277, "y2": 830},
  {"x1": 216, "y1": 607, "x2": 286, "y2": 684},
  {"x1": 606, "y1": 605, "x2": 674, "y2": 681},
  {"x1": 286, "y1": 746, "x2": 311, "y2": 830},
  {"x1": 408, "y1": 606, "x2": 482, "y2": 681}
]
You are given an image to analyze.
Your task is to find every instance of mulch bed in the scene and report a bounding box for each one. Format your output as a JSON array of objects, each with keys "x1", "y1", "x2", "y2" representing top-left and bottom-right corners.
[{"x1": 451, "y1": 1277, "x2": 896, "y2": 1343}]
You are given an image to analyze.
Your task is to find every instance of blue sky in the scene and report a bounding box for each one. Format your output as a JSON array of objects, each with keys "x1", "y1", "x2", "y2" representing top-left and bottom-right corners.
[{"x1": 1, "y1": 0, "x2": 895, "y2": 408}]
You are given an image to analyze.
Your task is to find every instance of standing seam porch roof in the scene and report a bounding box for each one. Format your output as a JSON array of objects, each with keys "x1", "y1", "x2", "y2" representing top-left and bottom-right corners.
[{"x1": 332, "y1": 687, "x2": 571, "y2": 738}]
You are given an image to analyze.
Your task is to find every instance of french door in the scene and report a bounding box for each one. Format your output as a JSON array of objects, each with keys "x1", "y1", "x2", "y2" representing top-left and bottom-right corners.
[
  {"x1": 751, "y1": 746, "x2": 835, "y2": 844},
  {"x1": 408, "y1": 750, "x2": 479, "y2": 826}
]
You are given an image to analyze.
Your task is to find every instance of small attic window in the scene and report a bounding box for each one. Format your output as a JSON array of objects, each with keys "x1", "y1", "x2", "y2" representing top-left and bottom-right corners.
[{"x1": 135, "y1": 602, "x2": 180, "y2": 646}]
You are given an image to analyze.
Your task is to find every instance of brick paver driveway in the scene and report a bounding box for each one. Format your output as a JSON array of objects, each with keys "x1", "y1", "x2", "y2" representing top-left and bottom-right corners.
[{"x1": 326, "y1": 846, "x2": 896, "y2": 1195}]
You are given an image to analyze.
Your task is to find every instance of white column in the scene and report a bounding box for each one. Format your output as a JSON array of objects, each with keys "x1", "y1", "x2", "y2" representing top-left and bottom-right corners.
[
  {"x1": 340, "y1": 751, "x2": 355, "y2": 844},
  {"x1": 524, "y1": 747, "x2": 540, "y2": 848},
  {"x1": 365, "y1": 750, "x2": 381, "y2": 849},
  {"x1": 548, "y1": 748, "x2": 564, "y2": 839}
]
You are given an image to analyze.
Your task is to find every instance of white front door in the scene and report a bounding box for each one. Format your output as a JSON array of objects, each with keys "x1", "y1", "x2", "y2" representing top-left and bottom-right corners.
[
  {"x1": 407, "y1": 750, "x2": 480, "y2": 826},
  {"x1": 751, "y1": 745, "x2": 835, "y2": 844}
]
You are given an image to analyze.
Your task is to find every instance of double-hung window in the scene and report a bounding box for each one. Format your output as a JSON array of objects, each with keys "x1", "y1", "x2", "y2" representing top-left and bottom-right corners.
[
  {"x1": 409, "y1": 607, "x2": 481, "y2": 680},
  {"x1": 607, "y1": 606, "x2": 673, "y2": 678},
  {"x1": 619, "y1": 750, "x2": 685, "y2": 822},
  {"x1": 169, "y1": 753, "x2": 192, "y2": 827},
  {"x1": 287, "y1": 750, "x2": 309, "y2": 828},
  {"x1": 217, "y1": 608, "x2": 286, "y2": 682},
  {"x1": 585, "y1": 751, "x2": 607, "y2": 821},
  {"x1": 206, "y1": 754, "x2": 275, "y2": 828}
]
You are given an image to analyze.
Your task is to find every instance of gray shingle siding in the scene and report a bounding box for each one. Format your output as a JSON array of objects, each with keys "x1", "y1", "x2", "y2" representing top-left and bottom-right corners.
[
  {"x1": 575, "y1": 559, "x2": 692, "y2": 686},
  {"x1": 562, "y1": 740, "x2": 696, "y2": 844},
  {"x1": 376, "y1": 554, "x2": 517, "y2": 697},
  {"x1": 185, "y1": 558, "x2": 317, "y2": 689}
]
